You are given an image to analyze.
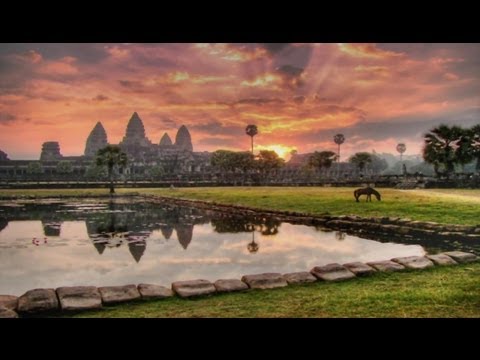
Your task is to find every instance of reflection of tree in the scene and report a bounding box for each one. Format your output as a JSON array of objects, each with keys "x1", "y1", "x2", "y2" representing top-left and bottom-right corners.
[
  {"x1": 87, "y1": 200, "x2": 140, "y2": 260},
  {"x1": 42, "y1": 222, "x2": 61, "y2": 237},
  {"x1": 259, "y1": 218, "x2": 280, "y2": 236},
  {"x1": 247, "y1": 231, "x2": 259, "y2": 254},
  {"x1": 211, "y1": 218, "x2": 255, "y2": 233},
  {"x1": 211, "y1": 217, "x2": 280, "y2": 236},
  {"x1": 335, "y1": 231, "x2": 346, "y2": 241}
]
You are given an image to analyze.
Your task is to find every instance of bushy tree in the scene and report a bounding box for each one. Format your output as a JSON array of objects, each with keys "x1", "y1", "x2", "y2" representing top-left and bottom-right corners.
[
  {"x1": 148, "y1": 165, "x2": 165, "y2": 181},
  {"x1": 423, "y1": 125, "x2": 463, "y2": 177},
  {"x1": 56, "y1": 161, "x2": 73, "y2": 178},
  {"x1": 256, "y1": 150, "x2": 285, "y2": 174},
  {"x1": 308, "y1": 151, "x2": 337, "y2": 171},
  {"x1": 349, "y1": 152, "x2": 373, "y2": 173}
]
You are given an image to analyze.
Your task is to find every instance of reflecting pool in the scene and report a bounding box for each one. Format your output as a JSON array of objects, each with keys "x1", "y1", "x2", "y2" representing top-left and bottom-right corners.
[{"x1": 0, "y1": 197, "x2": 434, "y2": 295}]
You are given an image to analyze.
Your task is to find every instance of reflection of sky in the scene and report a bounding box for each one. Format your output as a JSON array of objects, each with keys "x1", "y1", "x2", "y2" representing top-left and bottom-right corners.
[{"x1": 0, "y1": 220, "x2": 424, "y2": 296}]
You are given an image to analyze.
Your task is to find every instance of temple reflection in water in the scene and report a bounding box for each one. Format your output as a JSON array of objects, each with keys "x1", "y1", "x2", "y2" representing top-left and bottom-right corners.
[{"x1": 0, "y1": 198, "x2": 283, "y2": 263}]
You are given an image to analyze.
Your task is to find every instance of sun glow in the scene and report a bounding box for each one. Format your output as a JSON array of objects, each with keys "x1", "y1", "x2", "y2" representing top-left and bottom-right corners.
[{"x1": 255, "y1": 144, "x2": 297, "y2": 160}]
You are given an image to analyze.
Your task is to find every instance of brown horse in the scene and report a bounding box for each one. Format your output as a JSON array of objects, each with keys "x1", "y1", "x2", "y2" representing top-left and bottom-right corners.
[{"x1": 354, "y1": 187, "x2": 381, "y2": 202}]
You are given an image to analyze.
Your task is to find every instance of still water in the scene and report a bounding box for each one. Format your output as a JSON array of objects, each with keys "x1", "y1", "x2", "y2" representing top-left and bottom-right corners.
[{"x1": 0, "y1": 197, "x2": 429, "y2": 295}]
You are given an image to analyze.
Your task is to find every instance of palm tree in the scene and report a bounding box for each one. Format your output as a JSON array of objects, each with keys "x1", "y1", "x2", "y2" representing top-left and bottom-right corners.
[
  {"x1": 349, "y1": 152, "x2": 373, "y2": 174},
  {"x1": 96, "y1": 145, "x2": 128, "y2": 194},
  {"x1": 333, "y1": 134, "x2": 345, "y2": 163},
  {"x1": 455, "y1": 129, "x2": 474, "y2": 173},
  {"x1": 422, "y1": 125, "x2": 463, "y2": 177},
  {"x1": 396, "y1": 143, "x2": 406, "y2": 162},
  {"x1": 245, "y1": 125, "x2": 258, "y2": 155}
]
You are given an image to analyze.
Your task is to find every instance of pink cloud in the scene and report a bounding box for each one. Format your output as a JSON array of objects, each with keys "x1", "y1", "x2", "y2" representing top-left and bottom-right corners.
[{"x1": 0, "y1": 43, "x2": 478, "y2": 160}]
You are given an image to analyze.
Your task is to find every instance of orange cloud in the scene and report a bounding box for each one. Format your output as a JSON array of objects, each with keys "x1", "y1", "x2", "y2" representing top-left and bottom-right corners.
[{"x1": 338, "y1": 43, "x2": 404, "y2": 59}]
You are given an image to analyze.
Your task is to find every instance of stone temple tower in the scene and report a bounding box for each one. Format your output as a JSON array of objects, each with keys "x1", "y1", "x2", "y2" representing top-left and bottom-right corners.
[
  {"x1": 175, "y1": 125, "x2": 193, "y2": 152},
  {"x1": 84, "y1": 122, "x2": 108, "y2": 157},
  {"x1": 120, "y1": 112, "x2": 151, "y2": 147},
  {"x1": 0, "y1": 150, "x2": 9, "y2": 161},
  {"x1": 40, "y1": 142, "x2": 63, "y2": 161},
  {"x1": 159, "y1": 133, "x2": 173, "y2": 146}
]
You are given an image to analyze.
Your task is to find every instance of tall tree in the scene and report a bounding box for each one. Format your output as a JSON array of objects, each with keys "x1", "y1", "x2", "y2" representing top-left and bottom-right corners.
[
  {"x1": 308, "y1": 151, "x2": 337, "y2": 172},
  {"x1": 349, "y1": 152, "x2": 373, "y2": 174},
  {"x1": 96, "y1": 145, "x2": 128, "y2": 194},
  {"x1": 396, "y1": 143, "x2": 406, "y2": 162},
  {"x1": 422, "y1": 125, "x2": 463, "y2": 177},
  {"x1": 333, "y1": 134, "x2": 345, "y2": 162},
  {"x1": 245, "y1": 125, "x2": 258, "y2": 154},
  {"x1": 211, "y1": 150, "x2": 237, "y2": 173},
  {"x1": 455, "y1": 128, "x2": 475, "y2": 172}
]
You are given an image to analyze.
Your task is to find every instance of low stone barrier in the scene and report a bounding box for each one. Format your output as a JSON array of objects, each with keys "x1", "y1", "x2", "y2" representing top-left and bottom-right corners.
[
  {"x1": 1, "y1": 251, "x2": 477, "y2": 318},
  {"x1": 98, "y1": 285, "x2": 141, "y2": 304},
  {"x1": 241, "y1": 273, "x2": 288, "y2": 289},
  {"x1": 171, "y1": 279, "x2": 216, "y2": 298},
  {"x1": 343, "y1": 262, "x2": 376, "y2": 276},
  {"x1": 311, "y1": 263, "x2": 356, "y2": 282},
  {"x1": 214, "y1": 279, "x2": 249, "y2": 293},
  {"x1": 57, "y1": 286, "x2": 102, "y2": 311}
]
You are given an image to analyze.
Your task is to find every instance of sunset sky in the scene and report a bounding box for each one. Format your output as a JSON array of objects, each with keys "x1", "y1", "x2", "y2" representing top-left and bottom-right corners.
[{"x1": 0, "y1": 43, "x2": 479, "y2": 160}]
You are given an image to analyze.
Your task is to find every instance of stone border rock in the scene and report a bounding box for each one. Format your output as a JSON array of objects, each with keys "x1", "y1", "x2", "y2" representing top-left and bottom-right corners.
[{"x1": 2, "y1": 251, "x2": 476, "y2": 318}]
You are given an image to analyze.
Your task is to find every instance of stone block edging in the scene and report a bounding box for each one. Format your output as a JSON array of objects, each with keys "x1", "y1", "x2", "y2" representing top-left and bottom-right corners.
[{"x1": 2, "y1": 251, "x2": 477, "y2": 317}]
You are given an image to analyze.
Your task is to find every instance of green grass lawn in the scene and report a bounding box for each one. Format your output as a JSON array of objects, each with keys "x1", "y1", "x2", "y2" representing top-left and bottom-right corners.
[
  {"x1": 65, "y1": 262, "x2": 480, "y2": 318},
  {"x1": 139, "y1": 187, "x2": 480, "y2": 226},
  {"x1": 1, "y1": 187, "x2": 479, "y2": 225}
]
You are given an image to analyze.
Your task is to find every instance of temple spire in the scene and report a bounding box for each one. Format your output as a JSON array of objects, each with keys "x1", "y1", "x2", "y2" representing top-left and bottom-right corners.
[
  {"x1": 159, "y1": 132, "x2": 173, "y2": 146},
  {"x1": 175, "y1": 125, "x2": 193, "y2": 152},
  {"x1": 84, "y1": 122, "x2": 108, "y2": 157}
]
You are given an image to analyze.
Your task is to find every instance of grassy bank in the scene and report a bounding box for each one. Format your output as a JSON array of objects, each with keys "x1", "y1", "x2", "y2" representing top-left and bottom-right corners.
[
  {"x1": 64, "y1": 262, "x2": 480, "y2": 318},
  {"x1": 1, "y1": 187, "x2": 480, "y2": 225},
  {"x1": 141, "y1": 187, "x2": 480, "y2": 226}
]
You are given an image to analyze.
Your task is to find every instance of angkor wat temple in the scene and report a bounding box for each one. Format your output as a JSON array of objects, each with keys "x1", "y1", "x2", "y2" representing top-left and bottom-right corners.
[
  {"x1": 0, "y1": 112, "x2": 408, "y2": 186},
  {"x1": 0, "y1": 112, "x2": 212, "y2": 181}
]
